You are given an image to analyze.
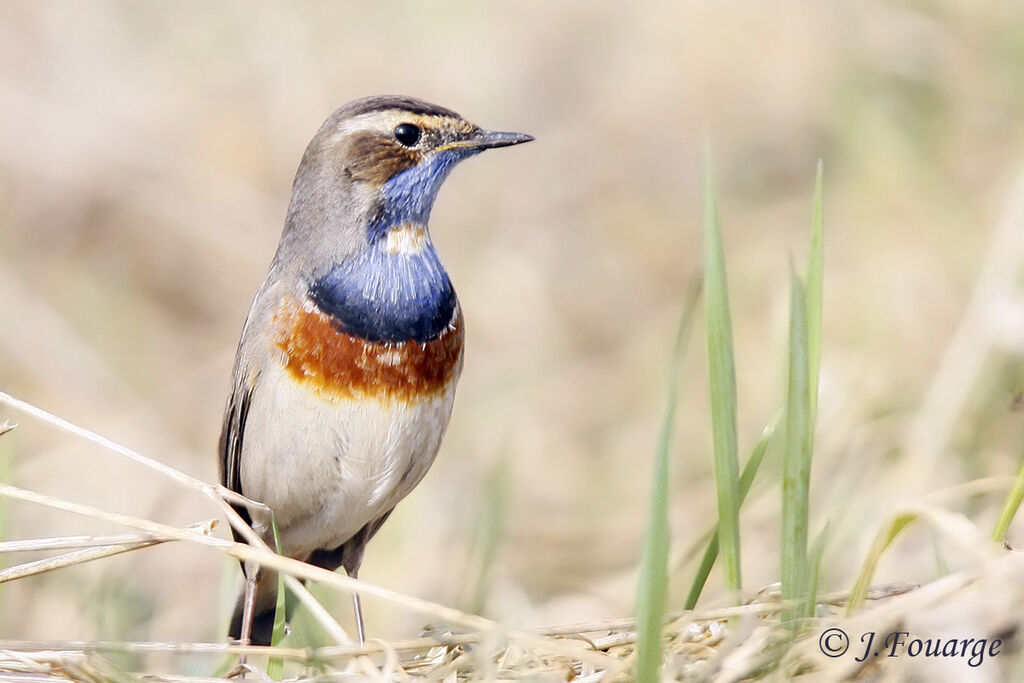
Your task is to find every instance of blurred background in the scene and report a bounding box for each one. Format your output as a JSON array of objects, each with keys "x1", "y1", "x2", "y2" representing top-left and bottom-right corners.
[{"x1": 2, "y1": 0, "x2": 1024, "y2": 654}]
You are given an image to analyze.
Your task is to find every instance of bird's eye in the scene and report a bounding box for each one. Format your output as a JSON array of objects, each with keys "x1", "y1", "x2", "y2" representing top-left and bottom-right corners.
[{"x1": 394, "y1": 123, "x2": 421, "y2": 147}]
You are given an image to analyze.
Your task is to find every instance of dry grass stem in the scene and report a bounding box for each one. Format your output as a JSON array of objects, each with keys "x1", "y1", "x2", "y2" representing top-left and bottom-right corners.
[
  {"x1": 0, "y1": 520, "x2": 216, "y2": 584},
  {"x1": 0, "y1": 530, "x2": 213, "y2": 554},
  {"x1": 0, "y1": 393, "x2": 617, "y2": 669},
  {"x1": 0, "y1": 546, "x2": 1013, "y2": 683}
]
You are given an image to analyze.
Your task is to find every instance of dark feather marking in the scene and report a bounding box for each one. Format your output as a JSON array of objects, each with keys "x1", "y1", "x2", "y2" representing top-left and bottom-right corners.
[
  {"x1": 219, "y1": 382, "x2": 254, "y2": 493},
  {"x1": 222, "y1": 378, "x2": 281, "y2": 646},
  {"x1": 339, "y1": 95, "x2": 463, "y2": 120},
  {"x1": 308, "y1": 510, "x2": 395, "y2": 577},
  {"x1": 345, "y1": 132, "x2": 422, "y2": 185},
  {"x1": 396, "y1": 456, "x2": 420, "y2": 489},
  {"x1": 219, "y1": 381, "x2": 255, "y2": 530}
]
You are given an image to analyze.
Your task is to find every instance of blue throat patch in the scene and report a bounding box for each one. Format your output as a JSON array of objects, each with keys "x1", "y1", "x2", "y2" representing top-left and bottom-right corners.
[{"x1": 310, "y1": 151, "x2": 468, "y2": 343}]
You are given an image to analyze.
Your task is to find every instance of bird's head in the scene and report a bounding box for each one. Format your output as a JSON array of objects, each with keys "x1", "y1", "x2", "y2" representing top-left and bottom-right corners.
[{"x1": 280, "y1": 96, "x2": 532, "y2": 268}]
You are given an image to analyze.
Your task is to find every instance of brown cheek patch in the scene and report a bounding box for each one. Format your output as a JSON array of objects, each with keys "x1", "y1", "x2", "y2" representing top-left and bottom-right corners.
[
  {"x1": 273, "y1": 299, "x2": 463, "y2": 403},
  {"x1": 345, "y1": 132, "x2": 421, "y2": 185}
]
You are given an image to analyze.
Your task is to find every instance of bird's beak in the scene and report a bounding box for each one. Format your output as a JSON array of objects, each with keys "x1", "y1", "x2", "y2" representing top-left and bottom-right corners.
[{"x1": 438, "y1": 129, "x2": 534, "y2": 153}]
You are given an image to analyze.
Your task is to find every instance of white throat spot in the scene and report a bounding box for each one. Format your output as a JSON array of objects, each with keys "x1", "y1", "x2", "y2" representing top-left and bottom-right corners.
[{"x1": 385, "y1": 224, "x2": 428, "y2": 255}]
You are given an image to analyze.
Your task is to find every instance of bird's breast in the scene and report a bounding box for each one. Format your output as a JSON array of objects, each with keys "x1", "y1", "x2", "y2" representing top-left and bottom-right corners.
[{"x1": 271, "y1": 296, "x2": 464, "y2": 404}]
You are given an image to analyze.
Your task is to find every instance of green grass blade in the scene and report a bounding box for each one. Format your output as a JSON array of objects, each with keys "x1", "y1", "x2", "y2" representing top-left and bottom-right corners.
[
  {"x1": 802, "y1": 520, "x2": 830, "y2": 619},
  {"x1": 635, "y1": 275, "x2": 701, "y2": 683},
  {"x1": 684, "y1": 415, "x2": 779, "y2": 610},
  {"x1": 993, "y1": 438, "x2": 1024, "y2": 543},
  {"x1": 791, "y1": 162, "x2": 826, "y2": 625},
  {"x1": 807, "y1": 160, "x2": 824, "y2": 421},
  {"x1": 683, "y1": 534, "x2": 719, "y2": 614},
  {"x1": 702, "y1": 149, "x2": 742, "y2": 596},
  {"x1": 268, "y1": 517, "x2": 287, "y2": 679},
  {"x1": 464, "y1": 457, "x2": 511, "y2": 614},
  {"x1": 847, "y1": 513, "x2": 917, "y2": 614},
  {"x1": 782, "y1": 269, "x2": 812, "y2": 625}
]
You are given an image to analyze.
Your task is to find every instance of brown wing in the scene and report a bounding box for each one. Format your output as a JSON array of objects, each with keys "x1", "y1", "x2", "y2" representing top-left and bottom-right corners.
[{"x1": 218, "y1": 378, "x2": 256, "y2": 530}]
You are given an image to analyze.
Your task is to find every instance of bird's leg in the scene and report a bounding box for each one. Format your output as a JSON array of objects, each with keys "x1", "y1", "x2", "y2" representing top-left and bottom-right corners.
[
  {"x1": 236, "y1": 562, "x2": 261, "y2": 679},
  {"x1": 352, "y1": 592, "x2": 366, "y2": 644},
  {"x1": 239, "y1": 565, "x2": 260, "y2": 645},
  {"x1": 239, "y1": 494, "x2": 272, "y2": 652},
  {"x1": 347, "y1": 567, "x2": 366, "y2": 644}
]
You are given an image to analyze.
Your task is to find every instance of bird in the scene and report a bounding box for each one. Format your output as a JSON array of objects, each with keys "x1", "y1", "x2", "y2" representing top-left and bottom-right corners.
[{"x1": 218, "y1": 95, "x2": 532, "y2": 646}]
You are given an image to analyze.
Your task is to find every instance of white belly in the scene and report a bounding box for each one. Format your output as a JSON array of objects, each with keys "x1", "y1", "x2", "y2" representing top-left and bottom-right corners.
[{"x1": 239, "y1": 360, "x2": 457, "y2": 560}]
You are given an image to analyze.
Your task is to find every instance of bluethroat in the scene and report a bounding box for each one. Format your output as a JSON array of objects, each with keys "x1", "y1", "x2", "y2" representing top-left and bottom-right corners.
[{"x1": 219, "y1": 95, "x2": 532, "y2": 645}]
